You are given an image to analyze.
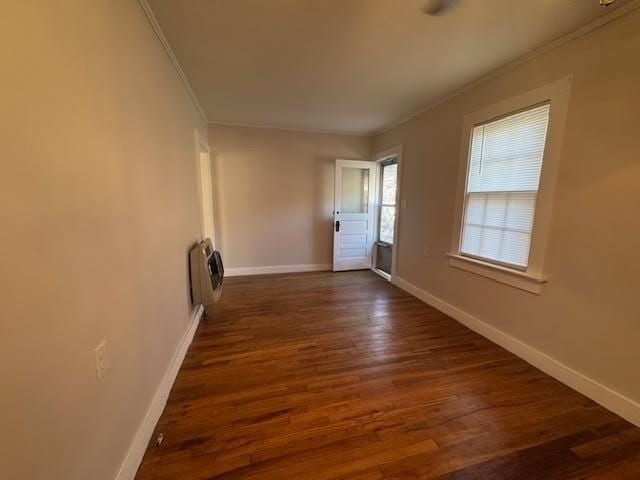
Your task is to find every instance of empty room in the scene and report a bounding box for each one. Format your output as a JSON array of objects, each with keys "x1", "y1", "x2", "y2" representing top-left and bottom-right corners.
[{"x1": 3, "y1": 0, "x2": 640, "y2": 479}]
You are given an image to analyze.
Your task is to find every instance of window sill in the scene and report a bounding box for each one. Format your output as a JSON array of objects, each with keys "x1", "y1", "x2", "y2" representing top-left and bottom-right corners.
[{"x1": 446, "y1": 253, "x2": 547, "y2": 294}]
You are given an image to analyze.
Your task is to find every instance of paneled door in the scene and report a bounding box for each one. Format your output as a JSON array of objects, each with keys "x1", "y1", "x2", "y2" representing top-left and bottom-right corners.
[{"x1": 333, "y1": 159, "x2": 376, "y2": 271}]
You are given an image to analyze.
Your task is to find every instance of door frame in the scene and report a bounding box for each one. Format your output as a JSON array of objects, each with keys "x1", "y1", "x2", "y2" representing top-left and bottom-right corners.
[
  {"x1": 371, "y1": 145, "x2": 403, "y2": 281},
  {"x1": 332, "y1": 159, "x2": 377, "y2": 272},
  {"x1": 195, "y1": 130, "x2": 216, "y2": 246}
]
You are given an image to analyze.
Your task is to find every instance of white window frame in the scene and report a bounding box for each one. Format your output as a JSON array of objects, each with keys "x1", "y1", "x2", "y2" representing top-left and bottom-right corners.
[{"x1": 448, "y1": 77, "x2": 572, "y2": 294}]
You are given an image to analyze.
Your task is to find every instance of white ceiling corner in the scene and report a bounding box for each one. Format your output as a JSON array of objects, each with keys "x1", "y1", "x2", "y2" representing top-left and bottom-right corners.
[{"x1": 147, "y1": 0, "x2": 636, "y2": 135}]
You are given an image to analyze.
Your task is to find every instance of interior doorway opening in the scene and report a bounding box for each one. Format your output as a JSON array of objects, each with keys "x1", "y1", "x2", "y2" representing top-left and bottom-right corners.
[
  {"x1": 196, "y1": 132, "x2": 215, "y2": 245},
  {"x1": 332, "y1": 159, "x2": 377, "y2": 272}
]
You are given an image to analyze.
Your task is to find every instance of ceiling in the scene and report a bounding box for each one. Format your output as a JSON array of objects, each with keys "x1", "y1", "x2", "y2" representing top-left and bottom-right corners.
[{"x1": 148, "y1": 0, "x2": 629, "y2": 135}]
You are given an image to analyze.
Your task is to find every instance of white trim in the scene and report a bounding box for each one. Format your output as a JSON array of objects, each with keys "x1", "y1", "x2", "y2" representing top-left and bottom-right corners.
[
  {"x1": 376, "y1": 0, "x2": 640, "y2": 135},
  {"x1": 225, "y1": 263, "x2": 331, "y2": 277},
  {"x1": 448, "y1": 77, "x2": 572, "y2": 293},
  {"x1": 195, "y1": 129, "x2": 209, "y2": 151},
  {"x1": 374, "y1": 145, "x2": 403, "y2": 162},
  {"x1": 391, "y1": 276, "x2": 640, "y2": 428},
  {"x1": 208, "y1": 121, "x2": 373, "y2": 138},
  {"x1": 371, "y1": 267, "x2": 391, "y2": 281},
  {"x1": 447, "y1": 254, "x2": 546, "y2": 294},
  {"x1": 115, "y1": 304, "x2": 204, "y2": 480},
  {"x1": 138, "y1": 0, "x2": 208, "y2": 123},
  {"x1": 140, "y1": 0, "x2": 640, "y2": 137},
  {"x1": 194, "y1": 131, "x2": 216, "y2": 247}
]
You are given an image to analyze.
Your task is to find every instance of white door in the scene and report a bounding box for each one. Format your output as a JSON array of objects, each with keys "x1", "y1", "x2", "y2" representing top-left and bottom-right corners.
[{"x1": 333, "y1": 159, "x2": 376, "y2": 271}]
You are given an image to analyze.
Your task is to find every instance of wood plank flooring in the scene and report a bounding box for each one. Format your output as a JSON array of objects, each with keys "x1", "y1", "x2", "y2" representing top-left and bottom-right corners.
[{"x1": 135, "y1": 271, "x2": 640, "y2": 479}]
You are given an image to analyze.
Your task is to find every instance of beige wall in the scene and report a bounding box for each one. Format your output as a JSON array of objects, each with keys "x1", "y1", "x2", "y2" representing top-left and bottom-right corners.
[
  {"x1": 374, "y1": 10, "x2": 640, "y2": 403},
  {"x1": 0, "y1": 1, "x2": 206, "y2": 479},
  {"x1": 208, "y1": 125, "x2": 372, "y2": 269}
]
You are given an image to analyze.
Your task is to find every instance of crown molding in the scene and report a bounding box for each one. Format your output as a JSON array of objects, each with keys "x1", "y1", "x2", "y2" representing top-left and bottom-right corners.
[
  {"x1": 375, "y1": 0, "x2": 640, "y2": 136},
  {"x1": 138, "y1": 0, "x2": 208, "y2": 123},
  {"x1": 139, "y1": 0, "x2": 639, "y2": 139},
  {"x1": 208, "y1": 121, "x2": 375, "y2": 138}
]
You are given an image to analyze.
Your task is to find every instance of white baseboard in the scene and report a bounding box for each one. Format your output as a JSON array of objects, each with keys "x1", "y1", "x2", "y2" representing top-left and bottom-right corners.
[
  {"x1": 225, "y1": 263, "x2": 331, "y2": 277},
  {"x1": 371, "y1": 267, "x2": 391, "y2": 281},
  {"x1": 391, "y1": 276, "x2": 640, "y2": 428},
  {"x1": 115, "y1": 304, "x2": 204, "y2": 480}
]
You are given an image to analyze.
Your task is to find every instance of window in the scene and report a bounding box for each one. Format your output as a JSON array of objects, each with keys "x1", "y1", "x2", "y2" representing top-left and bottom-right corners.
[
  {"x1": 460, "y1": 104, "x2": 550, "y2": 268},
  {"x1": 378, "y1": 160, "x2": 397, "y2": 244},
  {"x1": 448, "y1": 78, "x2": 572, "y2": 294}
]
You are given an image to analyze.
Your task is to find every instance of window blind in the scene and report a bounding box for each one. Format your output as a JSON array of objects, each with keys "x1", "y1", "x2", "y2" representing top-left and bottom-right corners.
[{"x1": 460, "y1": 104, "x2": 550, "y2": 268}]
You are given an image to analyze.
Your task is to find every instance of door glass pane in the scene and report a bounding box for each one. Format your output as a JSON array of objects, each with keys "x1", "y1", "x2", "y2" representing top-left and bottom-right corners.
[
  {"x1": 381, "y1": 164, "x2": 397, "y2": 204},
  {"x1": 341, "y1": 167, "x2": 369, "y2": 213},
  {"x1": 379, "y1": 206, "x2": 395, "y2": 244},
  {"x1": 378, "y1": 161, "x2": 398, "y2": 244}
]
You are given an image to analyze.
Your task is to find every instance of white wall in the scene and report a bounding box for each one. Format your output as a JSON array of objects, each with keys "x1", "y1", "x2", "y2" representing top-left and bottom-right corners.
[
  {"x1": 0, "y1": 1, "x2": 207, "y2": 478},
  {"x1": 374, "y1": 9, "x2": 640, "y2": 407}
]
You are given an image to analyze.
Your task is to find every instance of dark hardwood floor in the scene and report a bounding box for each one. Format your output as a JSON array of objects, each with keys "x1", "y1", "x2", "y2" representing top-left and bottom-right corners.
[{"x1": 136, "y1": 271, "x2": 640, "y2": 479}]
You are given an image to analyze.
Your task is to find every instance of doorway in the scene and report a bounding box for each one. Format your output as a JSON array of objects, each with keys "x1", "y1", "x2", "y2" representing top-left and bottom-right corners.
[
  {"x1": 332, "y1": 159, "x2": 377, "y2": 271},
  {"x1": 196, "y1": 132, "x2": 215, "y2": 244},
  {"x1": 373, "y1": 146, "x2": 402, "y2": 280}
]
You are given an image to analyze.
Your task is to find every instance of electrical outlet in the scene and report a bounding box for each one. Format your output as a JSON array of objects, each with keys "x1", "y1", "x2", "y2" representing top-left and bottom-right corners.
[
  {"x1": 423, "y1": 245, "x2": 430, "y2": 257},
  {"x1": 401, "y1": 199, "x2": 408, "y2": 209},
  {"x1": 94, "y1": 340, "x2": 110, "y2": 380}
]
